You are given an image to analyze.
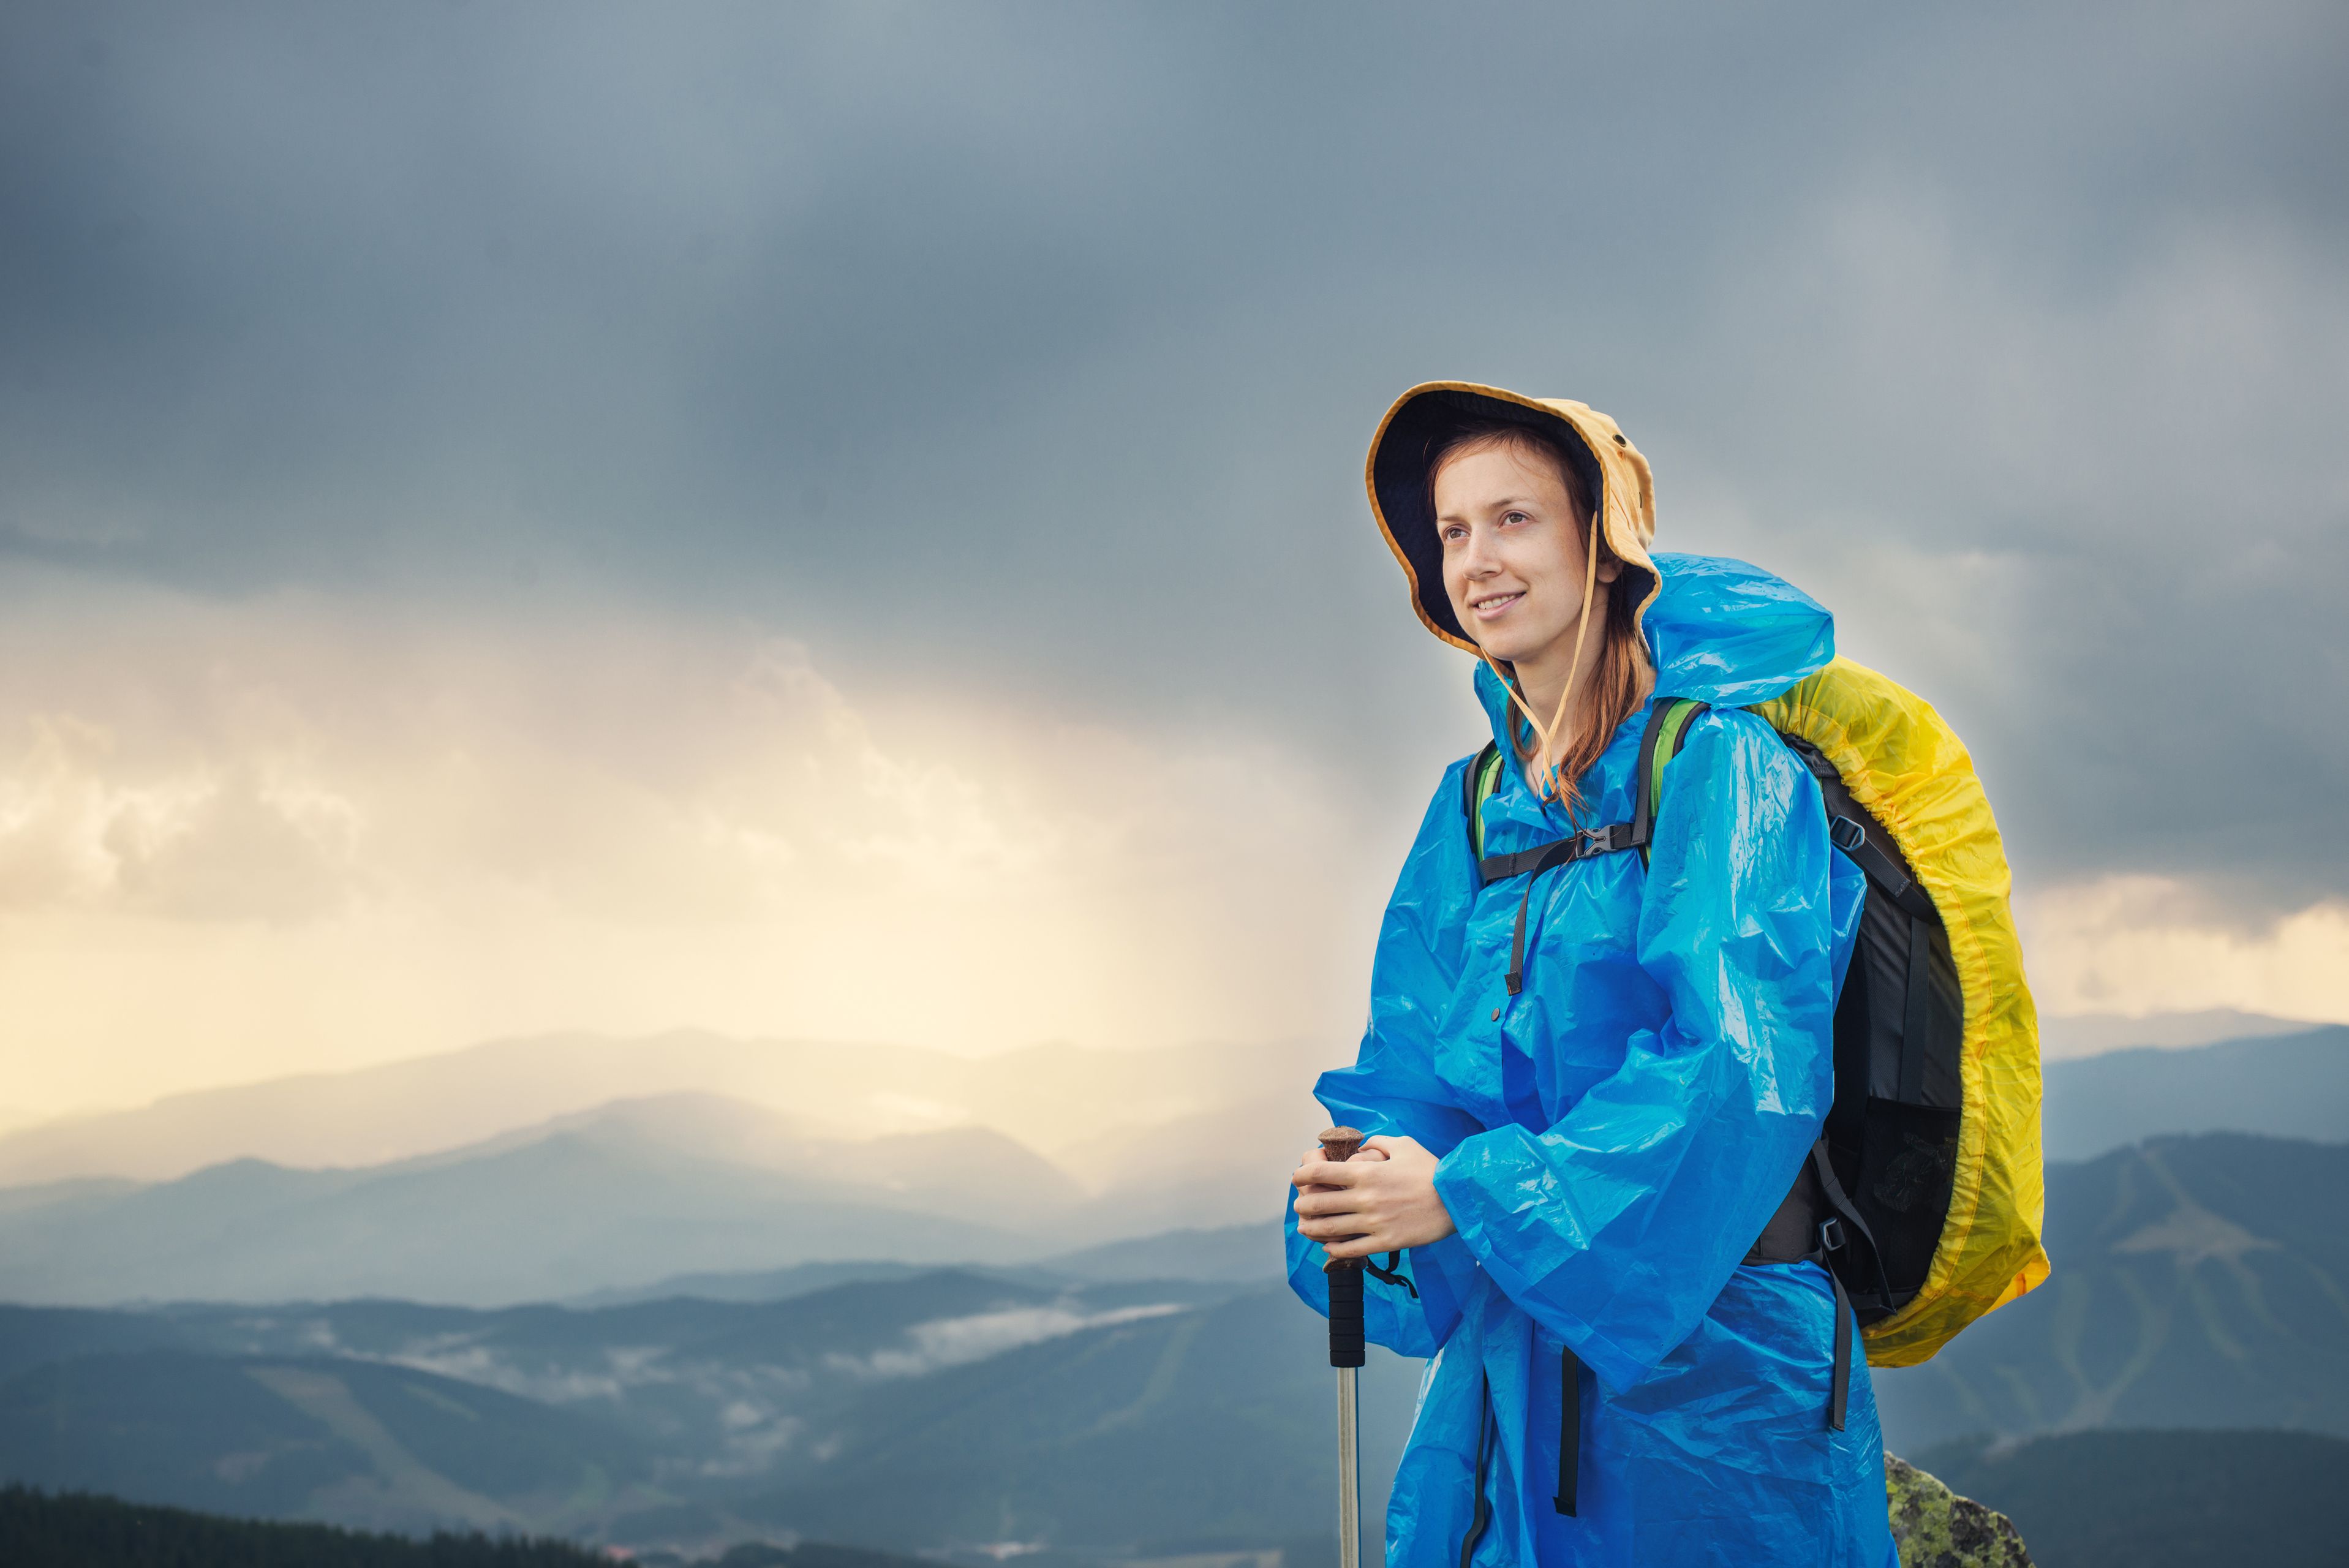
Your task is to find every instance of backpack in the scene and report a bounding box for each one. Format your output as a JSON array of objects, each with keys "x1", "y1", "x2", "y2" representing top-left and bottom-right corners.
[{"x1": 1464, "y1": 655, "x2": 2049, "y2": 1389}]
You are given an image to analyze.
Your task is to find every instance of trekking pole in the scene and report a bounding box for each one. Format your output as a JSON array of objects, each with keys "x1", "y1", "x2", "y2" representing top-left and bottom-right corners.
[{"x1": 1318, "y1": 1126, "x2": 1367, "y2": 1568}]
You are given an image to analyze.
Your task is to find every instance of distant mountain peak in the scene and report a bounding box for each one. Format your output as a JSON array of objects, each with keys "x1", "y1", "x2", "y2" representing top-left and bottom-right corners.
[
  {"x1": 2037, "y1": 1008, "x2": 2329, "y2": 1060},
  {"x1": 0, "y1": 1028, "x2": 1330, "y2": 1194}
]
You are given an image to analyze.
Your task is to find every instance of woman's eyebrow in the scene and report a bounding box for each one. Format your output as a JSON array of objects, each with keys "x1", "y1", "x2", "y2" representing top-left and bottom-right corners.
[{"x1": 1436, "y1": 496, "x2": 1540, "y2": 522}]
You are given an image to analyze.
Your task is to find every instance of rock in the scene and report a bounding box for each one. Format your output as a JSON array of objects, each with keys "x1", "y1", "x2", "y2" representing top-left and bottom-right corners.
[{"x1": 1885, "y1": 1453, "x2": 2034, "y2": 1567}]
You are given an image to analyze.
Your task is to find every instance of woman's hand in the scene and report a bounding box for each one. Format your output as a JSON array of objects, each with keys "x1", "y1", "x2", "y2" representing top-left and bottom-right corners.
[{"x1": 1291, "y1": 1134, "x2": 1457, "y2": 1257}]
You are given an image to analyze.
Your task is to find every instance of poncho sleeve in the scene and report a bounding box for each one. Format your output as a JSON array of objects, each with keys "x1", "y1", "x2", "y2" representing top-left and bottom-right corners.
[
  {"x1": 1429, "y1": 709, "x2": 1845, "y2": 1391},
  {"x1": 1284, "y1": 759, "x2": 1491, "y2": 1359}
]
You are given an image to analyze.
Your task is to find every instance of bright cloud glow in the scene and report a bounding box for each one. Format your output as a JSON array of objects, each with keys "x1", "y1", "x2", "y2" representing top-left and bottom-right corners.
[
  {"x1": 2023, "y1": 876, "x2": 2349, "y2": 1035},
  {"x1": 0, "y1": 578, "x2": 1391, "y2": 1116}
]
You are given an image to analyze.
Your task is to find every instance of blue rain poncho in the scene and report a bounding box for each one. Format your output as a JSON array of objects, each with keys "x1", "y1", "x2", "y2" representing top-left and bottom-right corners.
[{"x1": 1286, "y1": 555, "x2": 1899, "y2": 1567}]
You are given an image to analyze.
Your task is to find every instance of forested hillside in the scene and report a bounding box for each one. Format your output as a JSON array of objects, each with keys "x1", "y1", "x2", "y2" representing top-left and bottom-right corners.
[
  {"x1": 0, "y1": 1350, "x2": 657, "y2": 1535},
  {"x1": 0, "y1": 1486, "x2": 603, "y2": 1568},
  {"x1": 0, "y1": 1487, "x2": 943, "y2": 1568}
]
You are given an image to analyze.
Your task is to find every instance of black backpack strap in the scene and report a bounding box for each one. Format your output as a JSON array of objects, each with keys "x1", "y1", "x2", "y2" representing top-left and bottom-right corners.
[
  {"x1": 1810, "y1": 1136, "x2": 1893, "y2": 1429},
  {"x1": 1488, "y1": 827, "x2": 1639, "y2": 997},
  {"x1": 1746, "y1": 1145, "x2": 1884, "y2": 1431},
  {"x1": 1781, "y1": 732, "x2": 1940, "y2": 923},
  {"x1": 1631, "y1": 697, "x2": 1708, "y2": 869},
  {"x1": 1463, "y1": 742, "x2": 1502, "y2": 860},
  {"x1": 1471, "y1": 699, "x2": 1710, "y2": 998},
  {"x1": 1363, "y1": 1251, "x2": 1417, "y2": 1298},
  {"x1": 1553, "y1": 1342, "x2": 1583, "y2": 1516},
  {"x1": 1469, "y1": 697, "x2": 1704, "y2": 877},
  {"x1": 1825, "y1": 1262, "x2": 1854, "y2": 1432},
  {"x1": 1808, "y1": 1139, "x2": 1895, "y2": 1313},
  {"x1": 1826, "y1": 813, "x2": 1940, "y2": 924},
  {"x1": 1459, "y1": 1373, "x2": 1493, "y2": 1568}
]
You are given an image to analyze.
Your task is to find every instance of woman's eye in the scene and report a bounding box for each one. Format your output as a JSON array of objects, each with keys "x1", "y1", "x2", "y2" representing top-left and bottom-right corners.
[{"x1": 1503, "y1": 510, "x2": 1530, "y2": 526}]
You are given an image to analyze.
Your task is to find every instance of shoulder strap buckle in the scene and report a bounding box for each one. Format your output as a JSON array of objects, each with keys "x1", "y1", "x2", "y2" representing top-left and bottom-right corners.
[{"x1": 1575, "y1": 823, "x2": 1634, "y2": 857}]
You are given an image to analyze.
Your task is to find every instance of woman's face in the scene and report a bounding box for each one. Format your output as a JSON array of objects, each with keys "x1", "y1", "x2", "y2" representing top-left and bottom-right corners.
[{"x1": 1433, "y1": 439, "x2": 1618, "y2": 665}]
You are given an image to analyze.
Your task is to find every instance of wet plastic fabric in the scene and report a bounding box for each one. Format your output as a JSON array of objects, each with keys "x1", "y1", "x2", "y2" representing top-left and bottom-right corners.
[
  {"x1": 1754, "y1": 660, "x2": 2049, "y2": 1364},
  {"x1": 1286, "y1": 556, "x2": 1899, "y2": 1567}
]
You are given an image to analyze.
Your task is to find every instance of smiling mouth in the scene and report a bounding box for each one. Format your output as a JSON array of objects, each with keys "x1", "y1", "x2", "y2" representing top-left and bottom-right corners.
[{"x1": 1469, "y1": 591, "x2": 1524, "y2": 617}]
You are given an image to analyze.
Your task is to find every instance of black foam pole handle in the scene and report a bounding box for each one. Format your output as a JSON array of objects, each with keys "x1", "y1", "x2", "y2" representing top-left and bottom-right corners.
[
  {"x1": 1326, "y1": 1257, "x2": 1366, "y2": 1368},
  {"x1": 1318, "y1": 1126, "x2": 1368, "y2": 1369}
]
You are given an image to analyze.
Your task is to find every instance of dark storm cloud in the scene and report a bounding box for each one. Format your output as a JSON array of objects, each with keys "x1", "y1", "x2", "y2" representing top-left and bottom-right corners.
[{"x1": 2, "y1": 1, "x2": 2345, "y2": 907}]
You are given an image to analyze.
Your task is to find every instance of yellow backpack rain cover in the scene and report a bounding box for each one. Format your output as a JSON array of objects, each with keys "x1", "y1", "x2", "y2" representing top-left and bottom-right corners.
[{"x1": 1753, "y1": 656, "x2": 2049, "y2": 1363}]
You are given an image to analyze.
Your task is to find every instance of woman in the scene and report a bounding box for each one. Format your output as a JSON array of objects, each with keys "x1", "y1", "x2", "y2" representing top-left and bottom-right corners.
[{"x1": 1285, "y1": 383, "x2": 1896, "y2": 1566}]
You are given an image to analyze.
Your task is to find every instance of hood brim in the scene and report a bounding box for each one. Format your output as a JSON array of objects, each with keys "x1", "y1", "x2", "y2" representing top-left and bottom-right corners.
[{"x1": 1365, "y1": 382, "x2": 1661, "y2": 655}]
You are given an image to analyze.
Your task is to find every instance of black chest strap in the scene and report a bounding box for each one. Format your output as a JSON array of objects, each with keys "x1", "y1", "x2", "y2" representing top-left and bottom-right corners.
[
  {"x1": 1484, "y1": 824, "x2": 1638, "y2": 997},
  {"x1": 1472, "y1": 699, "x2": 1709, "y2": 997}
]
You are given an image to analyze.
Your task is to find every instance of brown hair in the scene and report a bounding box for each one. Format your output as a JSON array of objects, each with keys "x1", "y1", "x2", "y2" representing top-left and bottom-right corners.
[{"x1": 1425, "y1": 421, "x2": 1653, "y2": 816}]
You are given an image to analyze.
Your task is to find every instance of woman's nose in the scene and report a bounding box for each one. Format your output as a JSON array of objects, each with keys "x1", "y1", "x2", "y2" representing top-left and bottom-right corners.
[{"x1": 1459, "y1": 527, "x2": 1500, "y2": 573}]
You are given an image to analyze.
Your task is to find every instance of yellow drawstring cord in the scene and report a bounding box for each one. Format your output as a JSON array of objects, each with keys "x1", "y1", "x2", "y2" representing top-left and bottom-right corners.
[{"x1": 1477, "y1": 509, "x2": 1603, "y2": 802}]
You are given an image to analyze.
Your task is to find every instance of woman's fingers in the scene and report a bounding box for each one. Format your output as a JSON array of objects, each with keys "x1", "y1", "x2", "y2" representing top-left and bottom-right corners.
[
  {"x1": 1292, "y1": 1186, "x2": 1368, "y2": 1218},
  {"x1": 1293, "y1": 1135, "x2": 1457, "y2": 1254},
  {"x1": 1291, "y1": 1139, "x2": 1395, "y2": 1194},
  {"x1": 1296, "y1": 1194, "x2": 1386, "y2": 1243},
  {"x1": 1295, "y1": 1180, "x2": 1380, "y2": 1240},
  {"x1": 1291, "y1": 1156, "x2": 1364, "y2": 1189},
  {"x1": 1292, "y1": 1137, "x2": 1444, "y2": 1253},
  {"x1": 1305, "y1": 1218, "x2": 1391, "y2": 1255}
]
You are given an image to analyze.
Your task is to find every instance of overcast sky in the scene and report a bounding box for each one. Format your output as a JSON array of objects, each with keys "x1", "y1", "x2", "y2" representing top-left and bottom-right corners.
[{"x1": 3, "y1": 1, "x2": 2345, "y2": 1116}]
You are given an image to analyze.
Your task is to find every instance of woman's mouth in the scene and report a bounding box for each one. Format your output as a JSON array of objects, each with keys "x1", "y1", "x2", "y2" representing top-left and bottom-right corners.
[{"x1": 1469, "y1": 591, "x2": 1524, "y2": 620}]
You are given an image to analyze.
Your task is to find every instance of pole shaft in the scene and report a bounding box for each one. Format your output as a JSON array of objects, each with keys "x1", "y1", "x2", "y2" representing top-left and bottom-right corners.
[
  {"x1": 1337, "y1": 1365, "x2": 1360, "y2": 1568},
  {"x1": 1318, "y1": 1127, "x2": 1370, "y2": 1568}
]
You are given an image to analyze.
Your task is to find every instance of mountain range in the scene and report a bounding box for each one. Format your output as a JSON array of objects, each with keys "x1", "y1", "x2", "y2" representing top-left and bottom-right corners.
[
  {"x1": 10, "y1": 1016, "x2": 2338, "y2": 1191},
  {"x1": 0, "y1": 1093, "x2": 1298, "y2": 1306},
  {"x1": 1, "y1": 1128, "x2": 2340, "y2": 1558},
  {"x1": 0, "y1": 1030, "x2": 1329, "y2": 1189},
  {"x1": 0, "y1": 1016, "x2": 2340, "y2": 1556},
  {"x1": 2032, "y1": 1008, "x2": 2322, "y2": 1059},
  {"x1": 0, "y1": 1104, "x2": 1050, "y2": 1305},
  {"x1": 0, "y1": 1262, "x2": 1420, "y2": 1557},
  {"x1": 1, "y1": 1024, "x2": 2340, "y2": 1308},
  {"x1": 1869, "y1": 1131, "x2": 2349, "y2": 1449},
  {"x1": 2038, "y1": 1025, "x2": 2349, "y2": 1160}
]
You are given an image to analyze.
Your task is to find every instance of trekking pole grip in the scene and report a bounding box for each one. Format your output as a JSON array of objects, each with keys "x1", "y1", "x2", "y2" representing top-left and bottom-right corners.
[{"x1": 1318, "y1": 1127, "x2": 1367, "y2": 1370}]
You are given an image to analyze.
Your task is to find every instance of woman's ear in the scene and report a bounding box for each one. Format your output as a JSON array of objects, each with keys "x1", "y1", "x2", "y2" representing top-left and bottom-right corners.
[{"x1": 1596, "y1": 554, "x2": 1624, "y2": 585}]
